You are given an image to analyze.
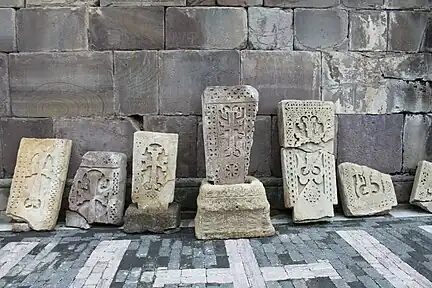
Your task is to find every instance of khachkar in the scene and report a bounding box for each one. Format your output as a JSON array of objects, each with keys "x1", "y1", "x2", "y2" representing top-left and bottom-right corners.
[
  {"x1": 6, "y1": 138, "x2": 72, "y2": 231},
  {"x1": 278, "y1": 100, "x2": 337, "y2": 223},
  {"x1": 195, "y1": 85, "x2": 275, "y2": 239},
  {"x1": 410, "y1": 160, "x2": 432, "y2": 212},
  {"x1": 66, "y1": 151, "x2": 127, "y2": 229},
  {"x1": 338, "y1": 163, "x2": 397, "y2": 216},
  {"x1": 124, "y1": 131, "x2": 180, "y2": 233}
]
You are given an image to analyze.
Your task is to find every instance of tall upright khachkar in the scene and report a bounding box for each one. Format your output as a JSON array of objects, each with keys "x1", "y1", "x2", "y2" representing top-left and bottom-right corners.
[
  {"x1": 124, "y1": 131, "x2": 180, "y2": 233},
  {"x1": 195, "y1": 85, "x2": 274, "y2": 239},
  {"x1": 6, "y1": 138, "x2": 72, "y2": 231},
  {"x1": 410, "y1": 160, "x2": 432, "y2": 212},
  {"x1": 66, "y1": 151, "x2": 127, "y2": 229},
  {"x1": 278, "y1": 100, "x2": 337, "y2": 223}
]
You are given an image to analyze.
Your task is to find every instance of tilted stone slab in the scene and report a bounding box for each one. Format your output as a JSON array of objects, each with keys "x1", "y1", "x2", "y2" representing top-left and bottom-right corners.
[
  {"x1": 6, "y1": 138, "x2": 72, "y2": 231},
  {"x1": 67, "y1": 151, "x2": 127, "y2": 229},
  {"x1": 410, "y1": 160, "x2": 432, "y2": 212},
  {"x1": 338, "y1": 162, "x2": 397, "y2": 216},
  {"x1": 202, "y1": 85, "x2": 258, "y2": 185},
  {"x1": 278, "y1": 100, "x2": 335, "y2": 154},
  {"x1": 281, "y1": 148, "x2": 336, "y2": 223}
]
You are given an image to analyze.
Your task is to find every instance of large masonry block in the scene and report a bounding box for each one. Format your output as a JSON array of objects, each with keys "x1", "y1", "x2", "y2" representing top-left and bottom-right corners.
[
  {"x1": 101, "y1": 0, "x2": 186, "y2": 6},
  {"x1": 241, "y1": 51, "x2": 320, "y2": 115},
  {"x1": 264, "y1": 0, "x2": 339, "y2": 7},
  {"x1": 166, "y1": 7, "x2": 247, "y2": 49},
  {"x1": 342, "y1": 0, "x2": 383, "y2": 8},
  {"x1": 187, "y1": 0, "x2": 215, "y2": 4},
  {"x1": 9, "y1": 52, "x2": 114, "y2": 117},
  {"x1": 142, "y1": 116, "x2": 197, "y2": 178},
  {"x1": 159, "y1": 50, "x2": 240, "y2": 115},
  {"x1": 248, "y1": 8, "x2": 293, "y2": 50},
  {"x1": 17, "y1": 8, "x2": 87, "y2": 52},
  {"x1": 114, "y1": 51, "x2": 159, "y2": 115},
  {"x1": 389, "y1": 11, "x2": 431, "y2": 52},
  {"x1": 385, "y1": 0, "x2": 432, "y2": 8},
  {"x1": 349, "y1": 11, "x2": 387, "y2": 51},
  {"x1": 0, "y1": 54, "x2": 9, "y2": 116},
  {"x1": 217, "y1": 0, "x2": 262, "y2": 5},
  {"x1": 380, "y1": 53, "x2": 432, "y2": 81},
  {"x1": 27, "y1": 0, "x2": 97, "y2": 6},
  {"x1": 0, "y1": 9, "x2": 16, "y2": 52},
  {"x1": 403, "y1": 114, "x2": 432, "y2": 173},
  {"x1": 249, "y1": 116, "x2": 272, "y2": 177},
  {"x1": 294, "y1": 9, "x2": 348, "y2": 50},
  {"x1": 89, "y1": 7, "x2": 164, "y2": 51},
  {"x1": 0, "y1": 0, "x2": 24, "y2": 7},
  {"x1": 337, "y1": 114, "x2": 403, "y2": 174}
]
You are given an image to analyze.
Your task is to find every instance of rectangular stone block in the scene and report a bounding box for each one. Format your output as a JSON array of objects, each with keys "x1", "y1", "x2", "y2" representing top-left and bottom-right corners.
[
  {"x1": 89, "y1": 7, "x2": 163, "y2": 50},
  {"x1": 342, "y1": 0, "x2": 383, "y2": 7},
  {"x1": 271, "y1": 116, "x2": 281, "y2": 177},
  {"x1": 380, "y1": 53, "x2": 432, "y2": 81},
  {"x1": 349, "y1": 11, "x2": 387, "y2": 51},
  {"x1": 202, "y1": 86, "x2": 258, "y2": 185},
  {"x1": 2, "y1": 118, "x2": 53, "y2": 177},
  {"x1": 250, "y1": 116, "x2": 272, "y2": 177},
  {"x1": 248, "y1": 7, "x2": 293, "y2": 50},
  {"x1": 264, "y1": 0, "x2": 339, "y2": 7},
  {"x1": 0, "y1": 53, "x2": 9, "y2": 116},
  {"x1": 337, "y1": 114, "x2": 403, "y2": 174},
  {"x1": 101, "y1": 0, "x2": 186, "y2": 6},
  {"x1": 27, "y1": 0, "x2": 97, "y2": 6},
  {"x1": 217, "y1": 0, "x2": 262, "y2": 5},
  {"x1": 384, "y1": 0, "x2": 432, "y2": 8},
  {"x1": 0, "y1": 0, "x2": 24, "y2": 7},
  {"x1": 132, "y1": 131, "x2": 178, "y2": 210},
  {"x1": 17, "y1": 8, "x2": 87, "y2": 52},
  {"x1": 9, "y1": 52, "x2": 114, "y2": 117},
  {"x1": 114, "y1": 51, "x2": 159, "y2": 115},
  {"x1": 143, "y1": 116, "x2": 197, "y2": 178},
  {"x1": 403, "y1": 114, "x2": 432, "y2": 173},
  {"x1": 187, "y1": 0, "x2": 215, "y2": 4},
  {"x1": 159, "y1": 50, "x2": 240, "y2": 115},
  {"x1": 6, "y1": 138, "x2": 72, "y2": 231},
  {"x1": 241, "y1": 51, "x2": 320, "y2": 115},
  {"x1": 0, "y1": 8, "x2": 16, "y2": 52},
  {"x1": 166, "y1": 7, "x2": 247, "y2": 49},
  {"x1": 277, "y1": 100, "x2": 335, "y2": 154},
  {"x1": 389, "y1": 11, "x2": 431, "y2": 52},
  {"x1": 410, "y1": 161, "x2": 432, "y2": 212}
]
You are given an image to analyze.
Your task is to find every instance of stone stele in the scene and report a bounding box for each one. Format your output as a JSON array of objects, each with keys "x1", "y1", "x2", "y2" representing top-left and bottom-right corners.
[
  {"x1": 338, "y1": 162, "x2": 397, "y2": 216},
  {"x1": 67, "y1": 151, "x2": 127, "y2": 229},
  {"x1": 6, "y1": 138, "x2": 72, "y2": 231},
  {"x1": 278, "y1": 100, "x2": 335, "y2": 154},
  {"x1": 202, "y1": 85, "x2": 258, "y2": 185},
  {"x1": 410, "y1": 160, "x2": 432, "y2": 212},
  {"x1": 281, "y1": 149, "x2": 337, "y2": 223},
  {"x1": 195, "y1": 176, "x2": 275, "y2": 240}
]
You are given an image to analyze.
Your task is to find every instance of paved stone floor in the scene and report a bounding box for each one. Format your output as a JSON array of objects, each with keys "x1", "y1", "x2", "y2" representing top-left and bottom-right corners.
[{"x1": 2, "y1": 212, "x2": 432, "y2": 287}]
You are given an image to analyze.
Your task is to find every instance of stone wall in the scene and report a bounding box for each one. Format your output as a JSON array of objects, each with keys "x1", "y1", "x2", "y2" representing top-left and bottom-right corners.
[{"x1": 0, "y1": 0, "x2": 431, "y2": 213}]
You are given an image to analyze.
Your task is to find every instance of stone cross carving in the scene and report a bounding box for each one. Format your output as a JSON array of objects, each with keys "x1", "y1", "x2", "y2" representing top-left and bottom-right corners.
[
  {"x1": 142, "y1": 144, "x2": 168, "y2": 192},
  {"x1": 6, "y1": 138, "x2": 72, "y2": 231},
  {"x1": 202, "y1": 85, "x2": 258, "y2": 185},
  {"x1": 410, "y1": 161, "x2": 432, "y2": 212}
]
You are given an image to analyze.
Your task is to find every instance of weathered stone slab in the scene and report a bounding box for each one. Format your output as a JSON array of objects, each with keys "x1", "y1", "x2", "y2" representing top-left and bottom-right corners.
[
  {"x1": 6, "y1": 138, "x2": 72, "y2": 231},
  {"x1": 248, "y1": 8, "x2": 293, "y2": 50},
  {"x1": 349, "y1": 11, "x2": 387, "y2": 51},
  {"x1": 277, "y1": 100, "x2": 335, "y2": 154},
  {"x1": 132, "y1": 131, "x2": 178, "y2": 210},
  {"x1": 67, "y1": 151, "x2": 127, "y2": 228},
  {"x1": 0, "y1": 53, "x2": 9, "y2": 116},
  {"x1": 202, "y1": 85, "x2": 258, "y2": 185},
  {"x1": 187, "y1": 0, "x2": 214, "y2": 5},
  {"x1": 249, "y1": 116, "x2": 272, "y2": 177},
  {"x1": 0, "y1": 0, "x2": 24, "y2": 7},
  {"x1": 101, "y1": 0, "x2": 185, "y2": 5},
  {"x1": 166, "y1": 7, "x2": 247, "y2": 49},
  {"x1": 195, "y1": 177, "x2": 275, "y2": 239},
  {"x1": 264, "y1": 0, "x2": 339, "y2": 7},
  {"x1": 65, "y1": 210, "x2": 90, "y2": 229},
  {"x1": 403, "y1": 115, "x2": 432, "y2": 173},
  {"x1": 380, "y1": 53, "x2": 432, "y2": 81},
  {"x1": 217, "y1": 0, "x2": 262, "y2": 5},
  {"x1": 27, "y1": 0, "x2": 97, "y2": 6},
  {"x1": 17, "y1": 8, "x2": 87, "y2": 52},
  {"x1": 410, "y1": 161, "x2": 432, "y2": 212},
  {"x1": 281, "y1": 149, "x2": 336, "y2": 223},
  {"x1": 123, "y1": 203, "x2": 180, "y2": 233},
  {"x1": 0, "y1": 8, "x2": 16, "y2": 52},
  {"x1": 385, "y1": 0, "x2": 432, "y2": 8},
  {"x1": 12, "y1": 223, "x2": 31, "y2": 232},
  {"x1": 342, "y1": 0, "x2": 383, "y2": 7},
  {"x1": 338, "y1": 162, "x2": 397, "y2": 216}
]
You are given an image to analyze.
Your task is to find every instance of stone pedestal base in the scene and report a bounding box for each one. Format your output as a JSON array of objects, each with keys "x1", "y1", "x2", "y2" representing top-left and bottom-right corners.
[
  {"x1": 123, "y1": 203, "x2": 180, "y2": 234},
  {"x1": 195, "y1": 176, "x2": 275, "y2": 240}
]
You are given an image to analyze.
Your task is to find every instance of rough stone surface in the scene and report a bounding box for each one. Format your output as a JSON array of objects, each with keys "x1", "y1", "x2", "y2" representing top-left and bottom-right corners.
[
  {"x1": 0, "y1": 53, "x2": 9, "y2": 116},
  {"x1": 89, "y1": 7, "x2": 164, "y2": 51},
  {"x1": 26, "y1": 0, "x2": 97, "y2": 6},
  {"x1": 142, "y1": 116, "x2": 197, "y2": 178},
  {"x1": 6, "y1": 138, "x2": 72, "y2": 231},
  {"x1": 101, "y1": 0, "x2": 186, "y2": 6},
  {"x1": 249, "y1": 116, "x2": 272, "y2": 177},
  {"x1": 11, "y1": 222, "x2": 31, "y2": 232},
  {"x1": 0, "y1": 0, "x2": 24, "y2": 7},
  {"x1": 0, "y1": 188, "x2": 9, "y2": 211},
  {"x1": 337, "y1": 114, "x2": 403, "y2": 174},
  {"x1": 123, "y1": 203, "x2": 180, "y2": 233},
  {"x1": 160, "y1": 50, "x2": 240, "y2": 115},
  {"x1": 271, "y1": 116, "x2": 281, "y2": 177},
  {"x1": 67, "y1": 151, "x2": 127, "y2": 228},
  {"x1": 9, "y1": 52, "x2": 114, "y2": 117},
  {"x1": 342, "y1": 0, "x2": 383, "y2": 7},
  {"x1": 248, "y1": 8, "x2": 293, "y2": 50},
  {"x1": 380, "y1": 53, "x2": 432, "y2": 81},
  {"x1": 65, "y1": 210, "x2": 91, "y2": 229},
  {"x1": 132, "y1": 131, "x2": 178, "y2": 210},
  {"x1": 294, "y1": 9, "x2": 348, "y2": 50},
  {"x1": 195, "y1": 177, "x2": 275, "y2": 239},
  {"x1": 202, "y1": 86, "x2": 258, "y2": 185},
  {"x1": 217, "y1": 0, "x2": 262, "y2": 5},
  {"x1": 389, "y1": 11, "x2": 431, "y2": 52},
  {"x1": 166, "y1": 7, "x2": 247, "y2": 49},
  {"x1": 264, "y1": 0, "x2": 339, "y2": 7},
  {"x1": 281, "y1": 149, "x2": 336, "y2": 223},
  {"x1": 278, "y1": 100, "x2": 335, "y2": 154},
  {"x1": 410, "y1": 161, "x2": 432, "y2": 212},
  {"x1": 187, "y1": 0, "x2": 215, "y2": 4},
  {"x1": 385, "y1": 0, "x2": 432, "y2": 8},
  {"x1": 392, "y1": 175, "x2": 413, "y2": 204},
  {"x1": 0, "y1": 8, "x2": 16, "y2": 52},
  {"x1": 349, "y1": 11, "x2": 387, "y2": 51},
  {"x1": 17, "y1": 8, "x2": 87, "y2": 52},
  {"x1": 114, "y1": 51, "x2": 159, "y2": 115},
  {"x1": 338, "y1": 162, "x2": 397, "y2": 217},
  {"x1": 403, "y1": 115, "x2": 432, "y2": 172},
  {"x1": 241, "y1": 51, "x2": 321, "y2": 115}
]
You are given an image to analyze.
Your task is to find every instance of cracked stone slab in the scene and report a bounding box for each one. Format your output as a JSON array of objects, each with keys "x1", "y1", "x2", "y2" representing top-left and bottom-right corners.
[{"x1": 410, "y1": 160, "x2": 432, "y2": 212}]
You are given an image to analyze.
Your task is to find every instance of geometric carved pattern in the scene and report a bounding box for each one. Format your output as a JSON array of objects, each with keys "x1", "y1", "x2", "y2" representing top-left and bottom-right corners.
[{"x1": 6, "y1": 138, "x2": 72, "y2": 231}]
